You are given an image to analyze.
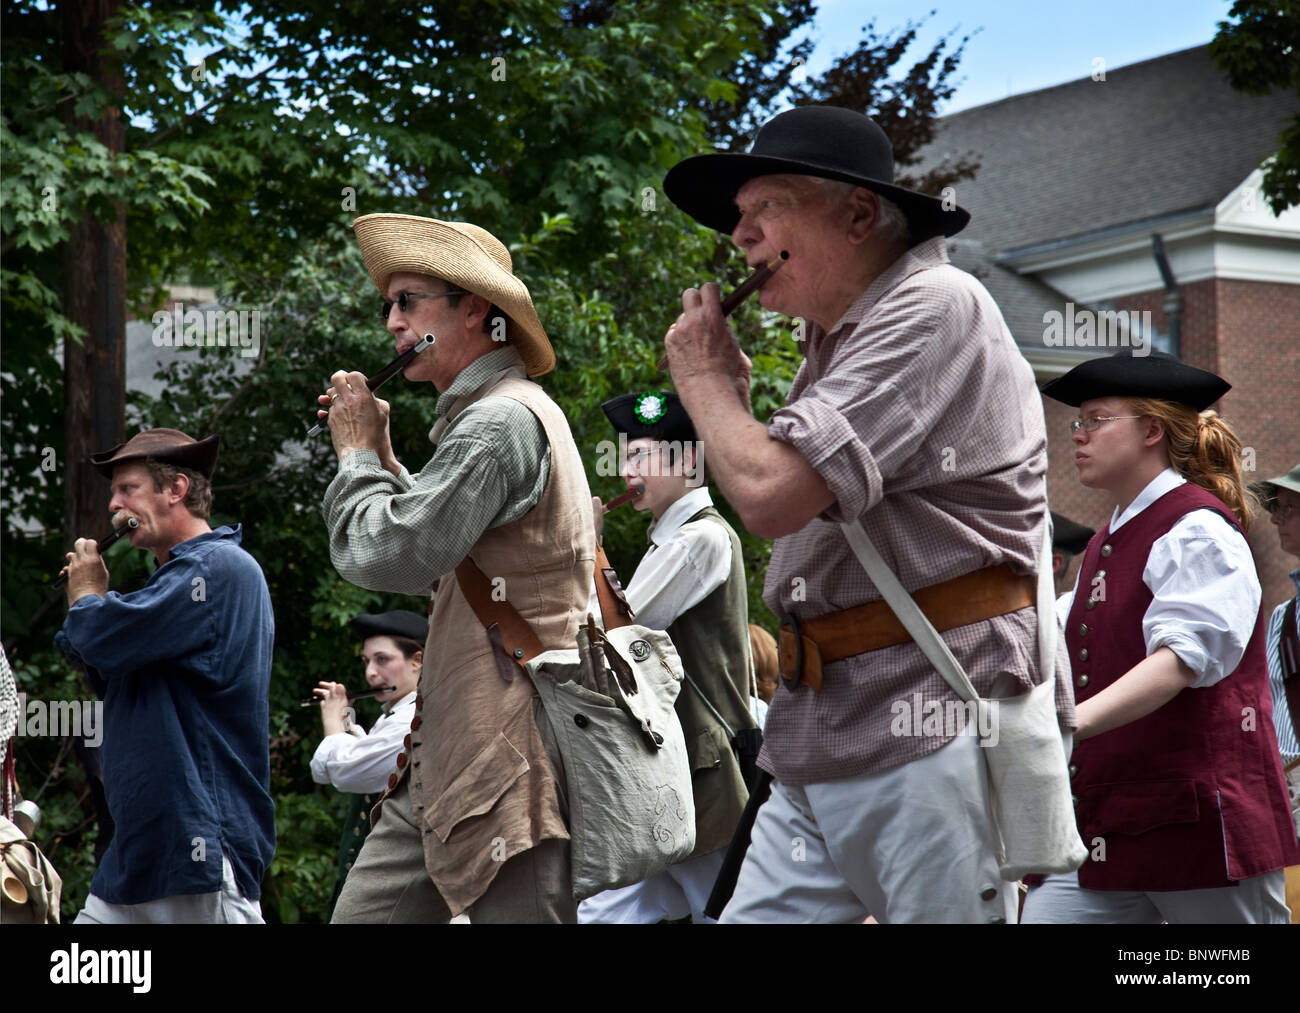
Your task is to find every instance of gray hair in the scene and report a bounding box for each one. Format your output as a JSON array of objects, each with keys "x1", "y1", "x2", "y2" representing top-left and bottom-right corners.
[{"x1": 810, "y1": 177, "x2": 911, "y2": 248}]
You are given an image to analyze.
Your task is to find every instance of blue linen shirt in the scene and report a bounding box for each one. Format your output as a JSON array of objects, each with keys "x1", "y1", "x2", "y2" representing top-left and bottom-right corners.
[{"x1": 55, "y1": 525, "x2": 276, "y2": 905}]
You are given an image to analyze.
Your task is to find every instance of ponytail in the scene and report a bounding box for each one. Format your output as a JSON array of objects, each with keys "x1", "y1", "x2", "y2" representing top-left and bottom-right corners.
[{"x1": 1128, "y1": 398, "x2": 1258, "y2": 530}]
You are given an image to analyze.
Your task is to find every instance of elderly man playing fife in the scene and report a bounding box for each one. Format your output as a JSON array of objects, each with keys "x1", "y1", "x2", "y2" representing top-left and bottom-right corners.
[
  {"x1": 319, "y1": 214, "x2": 593, "y2": 923},
  {"x1": 661, "y1": 105, "x2": 1075, "y2": 923}
]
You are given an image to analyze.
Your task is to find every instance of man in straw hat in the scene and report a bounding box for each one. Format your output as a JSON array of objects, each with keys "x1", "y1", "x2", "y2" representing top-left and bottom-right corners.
[
  {"x1": 55, "y1": 428, "x2": 275, "y2": 923},
  {"x1": 319, "y1": 214, "x2": 593, "y2": 923},
  {"x1": 659, "y1": 105, "x2": 1075, "y2": 923}
]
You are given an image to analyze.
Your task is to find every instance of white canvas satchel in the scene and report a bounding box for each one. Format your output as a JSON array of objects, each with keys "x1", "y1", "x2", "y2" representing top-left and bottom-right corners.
[
  {"x1": 456, "y1": 548, "x2": 696, "y2": 901},
  {"x1": 839, "y1": 516, "x2": 1087, "y2": 881}
]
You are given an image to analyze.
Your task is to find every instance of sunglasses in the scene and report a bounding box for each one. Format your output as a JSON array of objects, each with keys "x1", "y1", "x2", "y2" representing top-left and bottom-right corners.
[{"x1": 379, "y1": 289, "x2": 464, "y2": 321}]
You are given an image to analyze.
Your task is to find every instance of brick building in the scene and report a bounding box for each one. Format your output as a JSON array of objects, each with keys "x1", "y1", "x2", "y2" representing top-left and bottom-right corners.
[{"x1": 916, "y1": 45, "x2": 1300, "y2": 607}]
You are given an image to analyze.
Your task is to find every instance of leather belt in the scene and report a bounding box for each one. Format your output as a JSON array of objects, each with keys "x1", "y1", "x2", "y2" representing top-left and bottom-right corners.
[{"x1": 778, "y1": 563, "x2": 1036, "y2": 692}]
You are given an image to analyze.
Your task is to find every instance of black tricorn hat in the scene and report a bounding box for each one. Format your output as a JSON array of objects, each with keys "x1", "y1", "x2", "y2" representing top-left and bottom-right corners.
[
  {"x1": 90, "y1": 428, "x2": 220, "y2": 479},
  {"x1": 601, "y1": 391, "x2": 697, "y2": 444},
  {"x1": 1039, "y1": 351, "x2": 1230, "y2": 411},
  {"x1": 350, "y1": 611, "x2": 428, "y2": 645},
  {"x1": 663, "y1": 105, "x2": 970, "y2": 241},
  {"x1": 1050, "y1": 512, "x2": 1095, "y2": 555}
]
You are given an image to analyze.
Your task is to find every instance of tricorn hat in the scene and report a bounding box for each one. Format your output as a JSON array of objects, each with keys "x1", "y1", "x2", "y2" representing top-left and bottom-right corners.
[
  {"x1": 663, "y1": 105, "x2": 970, "y2": 241},
  {"x1": 349, "y1": 610, "x2": 428, "y2": 645},
  {"x1": 601, "y1": 391, "x2": 697, "y2": 444},
  {"x1": 352, "y1": 214, "x2": 554, "y2": 377},
  {"x1": 1039, "y1": 351, "x2": 1230, "y2": 411},
  {"x1": 90, "y1": 428, "x2": 220, "y2": 479}
]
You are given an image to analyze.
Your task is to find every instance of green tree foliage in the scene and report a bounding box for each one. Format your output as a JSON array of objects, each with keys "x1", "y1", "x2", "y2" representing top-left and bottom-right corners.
[
  {"x1": 1211, "y1": 0, "x2": 1300, "y2": 214},
  {"x1": 1, "y1": 0, "x2": 974, "y2": 922}
]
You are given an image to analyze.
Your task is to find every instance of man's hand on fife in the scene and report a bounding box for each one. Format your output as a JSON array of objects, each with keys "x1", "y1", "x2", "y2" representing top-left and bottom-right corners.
[
  {"x1": 64, "y1": 538, "x2": 109, "y2": 606},
  {"x1": 322, "y1": 370, "x2": 397, "y2": 468},
  {"x1": 665, "y1": 284, "x2": 752, "y2": 406}
]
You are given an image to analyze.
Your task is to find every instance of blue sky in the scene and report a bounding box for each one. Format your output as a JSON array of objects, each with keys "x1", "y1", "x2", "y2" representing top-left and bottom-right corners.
[{"x1": 798, "y1": 0, "x2": 1235, "y2": 112}]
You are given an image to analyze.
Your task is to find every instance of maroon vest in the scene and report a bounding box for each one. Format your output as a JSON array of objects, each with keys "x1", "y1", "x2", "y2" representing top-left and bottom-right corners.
[{"x1": 1066, "y1": 483, "x2": 1300, "y2": 891}]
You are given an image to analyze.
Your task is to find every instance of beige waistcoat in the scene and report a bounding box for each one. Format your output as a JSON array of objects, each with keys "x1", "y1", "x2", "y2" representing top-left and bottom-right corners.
[{"x1": 375, "y1": 375, "x2": 594, "y2": 916}]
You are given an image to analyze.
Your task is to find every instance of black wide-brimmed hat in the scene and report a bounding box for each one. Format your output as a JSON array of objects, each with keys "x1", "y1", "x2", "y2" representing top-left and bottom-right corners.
[
  {"x1": 1040, "y1": 351, "x2": 1230, "y2": 410},
  {"x1": 90, "y1": 428, "x2": 220, "y2": 479},
  {"x1": 1050, "y1": 512, "x2": 1095, "y2": 555},
  {"x1": 350, "y1": 611, "x2": 428, "y2": 645},
  {"x1": 601, "y1": 391, "x2": 697, "y2": 443},
  {"x1": 663, "y1": 105, "x2": 970, "y2": 241}
]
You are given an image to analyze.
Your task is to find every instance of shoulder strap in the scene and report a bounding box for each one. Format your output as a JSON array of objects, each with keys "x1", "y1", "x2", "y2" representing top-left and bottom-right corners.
[
  {"x1": 1280, "y1": 597, "x2": 1300, "y2": 748},
  {"x1": 454, "y1": 546, "x2": 632, "y2": 672}
]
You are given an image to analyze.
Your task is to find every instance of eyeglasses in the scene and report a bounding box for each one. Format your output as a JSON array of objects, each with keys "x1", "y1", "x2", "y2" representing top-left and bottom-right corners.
[
  {"x1": 379, "y1": 289, "x2": 463, "y2": 321},
  {"x1": 1069, "y1": 416, "x2": 1143, "y2": 435}
]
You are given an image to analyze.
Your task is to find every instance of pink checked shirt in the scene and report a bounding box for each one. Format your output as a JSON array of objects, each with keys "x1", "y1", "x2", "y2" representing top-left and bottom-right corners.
[{"x1": 760, "y1": 237, "x2": 1075, "y2": 785}]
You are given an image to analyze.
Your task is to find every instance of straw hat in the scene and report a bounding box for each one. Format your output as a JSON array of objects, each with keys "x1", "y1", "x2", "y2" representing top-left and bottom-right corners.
[{"x1": 352, "y1": 214, "x2": 554, "y2": 377}]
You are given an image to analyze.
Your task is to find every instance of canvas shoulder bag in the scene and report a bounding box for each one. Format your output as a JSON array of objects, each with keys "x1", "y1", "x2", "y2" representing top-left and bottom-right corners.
[
  {"x1": 455, "y1": 546, "x2": 696, "y2": 900},
  {"x1": 838, "y1": 516, "x2": 1087, "y2": 881}
]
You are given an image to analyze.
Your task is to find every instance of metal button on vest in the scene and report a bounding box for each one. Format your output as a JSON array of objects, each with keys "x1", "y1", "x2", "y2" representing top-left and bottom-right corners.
[
  {"x1": 979, "y1": 885, "x2": 998, "y2": 901},
  {"x1": 1101, "y1": 544, "x2": 1112, "y2": 557},
  {"x1": 1085, "y1": 598, "x2": 1096, "y2": 610},
  {"x1": 574, "y1": 713, "x2": 589, "y2": 728},
  {"x1": 403, "y1": 733, "x2": 411, "y2": 748},
  {"x1": 415, "y1": 696, "x2": 423, "y2": 711},
  {"x1": 411, "y1": 715, "x2": 422, "y2": 730},
  {"x1": 388, "y1": 773, "x2": 398, "y2": 789},
  {"x1": 1078, "y1": 624, "x2": 1088, "y2": 636},
  {"x1": 1095, "y1": 570, "x2": 1106, "y2": 580},
  {"x1": 396, "y1": 753, "x2": 407, "y2": 768},
  {"x1": 1069, "y1": 764, "x2": 1077, "y2": 778},
  {"x1": 1077, "y1": 674, "x2": 1089, "y2": 688},
  {"x1": 1078, "y1": 648, "x2": 1089, "y2": 662}
]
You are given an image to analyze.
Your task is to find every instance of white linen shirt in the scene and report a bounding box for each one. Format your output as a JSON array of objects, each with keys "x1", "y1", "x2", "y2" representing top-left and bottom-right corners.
[
  {"x1": 613, "y1": 486, "x2": 732, "y2": 631},
  {"x1": 309, "y1": 691, "x2": 417, "y2": 794},
  {"x1": 1055, "y1": 468, "x2": 1261, "y2": 688}
]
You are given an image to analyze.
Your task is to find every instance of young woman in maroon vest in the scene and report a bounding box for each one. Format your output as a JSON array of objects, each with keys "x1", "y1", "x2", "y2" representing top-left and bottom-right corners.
[{"x1": 1023, "y1": 351, "x2": 1299, "y2": 923}]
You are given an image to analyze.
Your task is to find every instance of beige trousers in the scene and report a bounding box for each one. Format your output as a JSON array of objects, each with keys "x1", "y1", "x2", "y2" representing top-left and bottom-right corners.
[{"x1": 332, "y1": 698, "x2": 575, "y2": 924}]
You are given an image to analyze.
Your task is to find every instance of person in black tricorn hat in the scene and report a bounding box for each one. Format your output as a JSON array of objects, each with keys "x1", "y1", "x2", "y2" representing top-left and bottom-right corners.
[
  {"x1": 579, "y1": 392, "x2": 757, "y2": 924},
  {"x1": 1022, "y1": 351, "x2": 1299, "y2": 923},
  {"x1": 54, "y1": 428, "x2": 276, "y2": 923},
  {"x1": 1050, "y1": 511, "x2": 1095, "y2": 595},
  {"x1": 659, "y1": 105, "x2": 1074, "y2": 924},
  {"x1": 310, "y1": 610, "x2": 426, "y2": 918}
]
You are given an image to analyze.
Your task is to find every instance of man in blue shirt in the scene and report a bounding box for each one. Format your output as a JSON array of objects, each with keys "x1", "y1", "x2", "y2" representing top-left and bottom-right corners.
[{"x1": 56, "y1": 428, "x2": 275, "y2": 923}]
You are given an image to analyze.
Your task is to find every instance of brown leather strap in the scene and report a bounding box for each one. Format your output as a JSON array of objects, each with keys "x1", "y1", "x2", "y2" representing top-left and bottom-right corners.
[
  {"x1": 779, "y1": 563, "x2": 1036, "y2": 692},
  {"x1": 594, "y1": 547, "x2": 634, "y2": 631},
  {"x1": 455, "y1": 557, "x2": 546, "y2": 672},
  {"x1": 454, "y1": 547, "x2": 628, "y2": 672}
]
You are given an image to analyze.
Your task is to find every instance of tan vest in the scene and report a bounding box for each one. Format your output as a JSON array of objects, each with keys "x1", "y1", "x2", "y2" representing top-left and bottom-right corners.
[{"x1": 377, "y1": 375, "x2": 594, "y2": 916}]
